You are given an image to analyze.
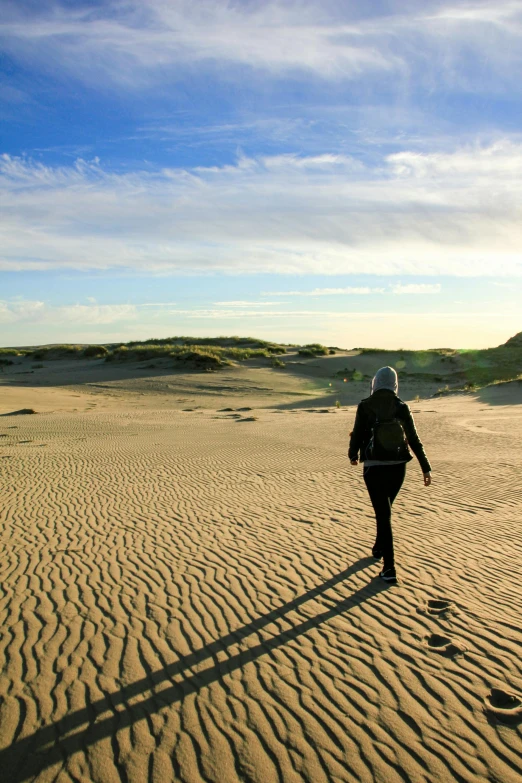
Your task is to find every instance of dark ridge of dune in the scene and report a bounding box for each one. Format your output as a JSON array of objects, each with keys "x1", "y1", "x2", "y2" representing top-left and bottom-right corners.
[{"x1": 0, "y1": 408, "x2": 37, "y2": 416}]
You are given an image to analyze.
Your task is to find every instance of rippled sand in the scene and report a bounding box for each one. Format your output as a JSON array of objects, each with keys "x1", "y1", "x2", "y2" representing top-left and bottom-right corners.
[{"x1": 1, "y1": 385, "x2": 521, "y2": 782}]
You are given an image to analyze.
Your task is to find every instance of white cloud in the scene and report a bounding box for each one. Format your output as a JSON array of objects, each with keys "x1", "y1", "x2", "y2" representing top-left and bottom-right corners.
[
  {"x1": 268, "y1": 284, "x2": 441, "y2": 295},
  {"x1": 57, "y1": 304, "x2": 138, "y2": 324},
  {"x1": 137, "y1": 302, "x2": 177, "y2": 307},
  {"x1": 0, "y1": 300, "x2": 137, "y2": 325},
  {"x1": 0, "y1": 299, "x2": 45, "y2": 323},
  {"x1": 2, "y1": 1, "x2": 522, "y2": 94},
  {"x1": 0, "y1": 2, "x2": 393, "y2": 88},
  {"x1": 213, "y1": 301, "x2": 288, "y2": 306},
  {"x1": 1, "y1": 143, "x2": 522, "y2": 276},
  {"x1": 1, "y1": 299, "x2": 519, "y2": 351},
  {"x1": 267, "y1": 287, "x2": 385, "y2": 296},
  {"x1": 390, "y1": 283, "x2": 442, "y2": 294}
]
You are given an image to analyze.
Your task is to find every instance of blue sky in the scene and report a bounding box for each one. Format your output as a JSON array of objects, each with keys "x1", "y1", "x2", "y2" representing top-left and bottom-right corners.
[{"x1": 1, "y1": 0, "x2": 521, "y2": 348}]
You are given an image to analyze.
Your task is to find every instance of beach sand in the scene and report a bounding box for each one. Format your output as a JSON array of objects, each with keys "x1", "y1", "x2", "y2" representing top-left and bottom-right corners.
[{"x1": 1, "y1": 358, "x2": 521, "y2": 782}]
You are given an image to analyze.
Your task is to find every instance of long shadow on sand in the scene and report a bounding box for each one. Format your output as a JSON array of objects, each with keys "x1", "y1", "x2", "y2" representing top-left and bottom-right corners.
[{"x1": 2, "y1": 557, "x2": 388, "y2": 781}]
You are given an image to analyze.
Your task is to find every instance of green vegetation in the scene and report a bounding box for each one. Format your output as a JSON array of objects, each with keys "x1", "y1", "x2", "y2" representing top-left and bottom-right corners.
[
  {"x1": 0, "y1": 348, "x2": 30, "y2": 357},
  {"x1": 376, "y1": 336, "x2": 522, "y2": 394},
  {"x1": 102, "y1": 335, "x2": 288, "y2": 369},
  {"x1": 125, "y1": 335, "x2": 286, "y2": 354},
  {"x1": 32, "y1": 345, "x2": 85, "y2": 360},
  {"x1": 2, "y1": 332, "x2": 520, "y2": 387},
  {"x1": 83, "y1": 345, "x2": 110, "y2": 358},
  {"x1": 8, "y1": 336, "x2": 287, "y2": 371},
  {"x1": 298, "y1": 343, "x2": 329, "y2": 357},
  {"x1": 106, "y1": 343, "x2": 276, "y2": 365},
  {"x1": 357, "y1": 347, "x2": 457, "y2": 357}
]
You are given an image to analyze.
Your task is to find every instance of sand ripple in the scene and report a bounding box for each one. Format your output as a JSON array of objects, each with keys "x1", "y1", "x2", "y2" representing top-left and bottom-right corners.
[{"x1": 1, "y1": 404, "x2": 521, "y2": 782}]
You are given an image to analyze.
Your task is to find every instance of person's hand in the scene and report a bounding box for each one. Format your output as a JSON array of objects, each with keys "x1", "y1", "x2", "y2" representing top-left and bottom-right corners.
[
  {"x1": 350, "y1": 459, "x2": 359, "y2": 466},
  {"x1": 423, "y1": 472, "x2": 432, "y2": 486}
]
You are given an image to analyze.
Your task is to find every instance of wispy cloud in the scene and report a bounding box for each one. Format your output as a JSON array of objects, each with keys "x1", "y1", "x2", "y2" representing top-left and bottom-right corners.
[
  {"x1": 390, "y1": 283, "x2": 442, "y2": 294},
  {"x1": 0, "y1": 300, "x2": 138, "y2": 326},
  {"x1": 267, "y1": 287, "x2": 385, "y2": 296},
  {"x1": 0, "y1": 299, "x2": 179, "y2": 325},
  {"x1": 0, "y1": 1, "x2": 392, "y2": 88},
  {"x1": 2, "y1": 143, "x2": 522, "y2": 276},
  {"x1": 2, "y1": 299, "x2": 519, "y2": 352},
  {"x1": 137, "y1": 302, "x2": 177, "y2": 307},
  {"x1": 267, "y1": 284, "x2": 441, "y2": 295},
  {"x1": 2, "y1": 1, "x2": 522, "y2": 95},
  {"x1": 0, "y1": 299, "x2": 46, "y2": 323},
  {"x1": 213, "y1": 301, "x2": 289, "y2": 306}
]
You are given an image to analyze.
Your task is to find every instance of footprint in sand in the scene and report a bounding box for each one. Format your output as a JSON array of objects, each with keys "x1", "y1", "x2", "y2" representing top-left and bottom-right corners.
[
  {"x1": 427, "y1": 599, "x2": 454, "y2": 616},
  {"x1": 417, "y1": 598, "x2": 454, "y2": 617},
  {"x1": 426, "y1": 633, "x2": 466, "y2": 657},
  {"x1": 484, "y1": 688, "x2": 522, "y2": 725}
]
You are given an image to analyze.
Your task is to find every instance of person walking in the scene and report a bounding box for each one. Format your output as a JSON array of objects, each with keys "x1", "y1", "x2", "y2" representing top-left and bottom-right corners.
[{"x1": 348, "y1": 366, "x2": 431, "y2": 584}]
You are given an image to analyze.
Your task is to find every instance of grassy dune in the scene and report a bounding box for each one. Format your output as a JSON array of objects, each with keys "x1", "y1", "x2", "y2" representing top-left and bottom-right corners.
[
  {"x1": 353, "y1": 336, "x2": 522, "y2": 393},
  {"x1": 2, "y1": 333, "x2": 521, "y2": 393}
]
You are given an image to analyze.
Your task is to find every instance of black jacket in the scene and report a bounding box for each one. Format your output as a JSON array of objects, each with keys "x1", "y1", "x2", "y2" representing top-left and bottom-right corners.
[{"x1": 348, "y1": 389, "x2": 431, "y2": 473}]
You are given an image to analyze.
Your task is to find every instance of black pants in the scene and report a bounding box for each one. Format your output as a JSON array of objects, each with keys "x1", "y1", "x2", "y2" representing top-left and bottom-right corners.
[{"x1": 363, "y1": 463, "x2": 406, "y2": 569}]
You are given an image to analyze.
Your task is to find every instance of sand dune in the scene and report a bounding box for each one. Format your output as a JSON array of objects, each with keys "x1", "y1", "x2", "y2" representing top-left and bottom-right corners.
[{"x1": 1, "y1": 378, "x2": 521, "y2": 781}]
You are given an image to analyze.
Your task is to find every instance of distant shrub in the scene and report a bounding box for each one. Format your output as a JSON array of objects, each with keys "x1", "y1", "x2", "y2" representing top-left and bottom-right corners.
[
  {"x1": 264, "y1": 343, "x2": 287, "y2": 354},
  {"x1": 328, "y1": 349, "x2": 336, "y2": 355},
  {"x1": 50, "y1": 344, "x2": 83, "y2": 355},
  {"x1": 272, "y1": 357, "x2": 285, "y2": 368},
  {"x1": 106, "y1": 340, "x2": 278, "y2": 366},
  {"x1": 124, "y1": 335, "x2": 287, "y2": 353},
  {"x1": 5, "y1": 336, "x2": 289, "y2": 369},
  {"x1": 173, "y1": 350, "x2": 227, "y2": 370},
  {"x1": 0, "y1": 358, "x2": 14, "y2": 366},
  {"x1": 301, "y1": 343, "x2": 329, "y2": 356},
  {"x1": 335, "y1": 400, "x2": 341, "y2": 408},
  {"x1": 83, "y1": 345, "x2": 109, "y2": 358},
  {"x1": 31, "y1": 345, "x2": 84, "y2": 360},
  {"x1": 297, "y1": 348, "x2": 317, "y2": 357}
]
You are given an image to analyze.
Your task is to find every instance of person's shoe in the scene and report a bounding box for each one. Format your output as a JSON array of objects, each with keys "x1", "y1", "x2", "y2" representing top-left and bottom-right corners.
[
  {"x1": 372, "y1": 548, "x2": 383, "y2": 560},
  {"x1": 379, "y1": 567, "x2": 397, "y2": 583}
]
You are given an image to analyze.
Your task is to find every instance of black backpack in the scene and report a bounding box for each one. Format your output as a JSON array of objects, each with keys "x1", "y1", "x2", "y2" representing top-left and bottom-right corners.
[{"x1": 365, "y1": 409, "x2": 408, "y2": 461}]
